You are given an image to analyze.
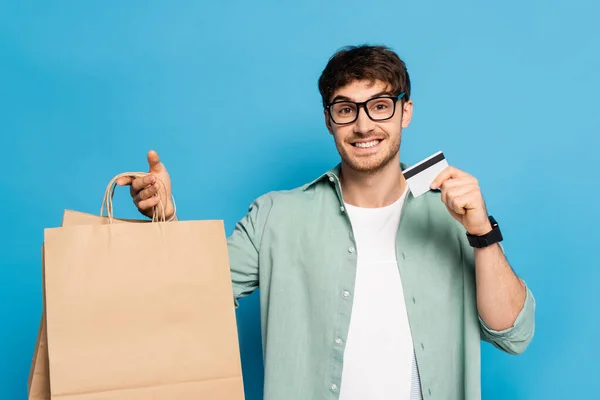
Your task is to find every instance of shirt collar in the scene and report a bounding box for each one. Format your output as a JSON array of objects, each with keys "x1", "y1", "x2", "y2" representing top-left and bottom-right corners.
[{"x1": 303, "y1": 161, "x2": 410, "y2": 191}]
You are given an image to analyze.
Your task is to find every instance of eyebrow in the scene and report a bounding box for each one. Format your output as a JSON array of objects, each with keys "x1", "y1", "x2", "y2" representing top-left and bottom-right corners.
[{"x1": 330, "y1": 91, "x2": 395, "y2": 104}]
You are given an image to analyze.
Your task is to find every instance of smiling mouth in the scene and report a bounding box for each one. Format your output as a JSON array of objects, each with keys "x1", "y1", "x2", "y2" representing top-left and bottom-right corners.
[{"x1": 352, "y1": 139, "x2": 381, "y2": 148}]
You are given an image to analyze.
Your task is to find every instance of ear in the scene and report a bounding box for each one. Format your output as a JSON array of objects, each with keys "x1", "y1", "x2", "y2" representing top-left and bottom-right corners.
[
  {"x1": 401, "y1": 100, "x2": 414, "y2": 129},
  {"x1": 324, "y1": 109, "x2": 334, "y2": 135}
]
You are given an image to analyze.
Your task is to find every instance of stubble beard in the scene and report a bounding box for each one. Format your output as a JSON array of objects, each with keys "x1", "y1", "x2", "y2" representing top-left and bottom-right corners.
[{"x1": 337, "y1": 135, "x2": 401, "y2": 175}]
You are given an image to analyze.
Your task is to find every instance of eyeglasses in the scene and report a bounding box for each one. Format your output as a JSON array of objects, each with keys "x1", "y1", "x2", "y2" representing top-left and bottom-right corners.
[{"x1": 326, "y1": 93, "x2": 405, "y2": 125}]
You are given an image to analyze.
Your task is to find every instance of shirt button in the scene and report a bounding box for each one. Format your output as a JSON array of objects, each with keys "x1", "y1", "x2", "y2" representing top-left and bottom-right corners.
[
  {"x1": 331, "y1": 384, "x2": 338, "y2": 391},
  {"x1": 343, "y1": 290, "x2": 350, "y2": 297},
  {"x1": 328, "y1": 176, "x2": 334, "y2": 182},
  {"x1": 348, "y1": 246, "x2": 355, "y2": 253},
  {"x1": 335, "y1": 337, "x2": 343, "y2": 345},
  {"x1": 340, "y1": 205, "x2": 345, "y2": 212}
]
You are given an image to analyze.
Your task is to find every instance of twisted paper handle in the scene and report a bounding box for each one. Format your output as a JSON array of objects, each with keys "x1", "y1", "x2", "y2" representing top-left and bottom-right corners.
[{"x1": 100, "y1": 172, "x2": 168, "y2": 224}]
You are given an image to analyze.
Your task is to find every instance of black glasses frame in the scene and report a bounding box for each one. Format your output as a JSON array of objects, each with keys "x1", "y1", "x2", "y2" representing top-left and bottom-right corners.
[{"x1": 325, "y1": 92, "x2": 405, "y2": 125}]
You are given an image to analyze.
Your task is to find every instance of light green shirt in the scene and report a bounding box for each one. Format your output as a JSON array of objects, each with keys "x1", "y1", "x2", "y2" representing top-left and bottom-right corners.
[{"x1": 227, "y1": 163, "x2": 536, "y2": 400}]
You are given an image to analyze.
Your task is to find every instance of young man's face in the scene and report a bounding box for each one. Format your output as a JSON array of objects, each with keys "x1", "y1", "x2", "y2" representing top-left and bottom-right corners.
[{"x1": 325, "y1": 79, "x2": 413, "y2": 174}]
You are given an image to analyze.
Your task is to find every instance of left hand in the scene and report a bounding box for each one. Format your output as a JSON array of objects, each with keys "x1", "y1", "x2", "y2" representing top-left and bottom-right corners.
[{"x1": 430, "y1": 166, "x2": 492, "y2": 236}]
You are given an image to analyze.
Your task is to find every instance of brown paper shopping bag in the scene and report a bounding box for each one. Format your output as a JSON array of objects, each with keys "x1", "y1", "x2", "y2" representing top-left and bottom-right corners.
[
  {"x1": 39, "y1": 173, "x2": 245, "y2": 399},
  {"x1": 28, "y1": 311, "x2": 49, "y2": 400},
  {"x1": 28, "y1": 212, "x2": 143, "y2": 400}
]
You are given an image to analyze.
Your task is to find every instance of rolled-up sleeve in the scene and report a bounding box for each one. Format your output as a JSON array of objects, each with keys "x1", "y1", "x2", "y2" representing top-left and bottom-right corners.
[
  {"x1": 226, "y1": 193, "x2": 274, "y2": 308},
  {"x1": 479, "y1": 280, "x2": 536, "y2": 355}
]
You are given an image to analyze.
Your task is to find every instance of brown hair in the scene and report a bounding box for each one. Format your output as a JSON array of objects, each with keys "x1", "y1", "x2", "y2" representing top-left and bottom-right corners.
[{"x1": 318, "y1": 44, "x2": 411, "y2": 107}]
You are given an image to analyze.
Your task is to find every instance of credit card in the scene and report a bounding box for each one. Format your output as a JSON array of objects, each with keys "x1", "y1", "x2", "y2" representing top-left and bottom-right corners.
[{"x1": 403, "y1": 151, "x2": 448, "y2": 197}]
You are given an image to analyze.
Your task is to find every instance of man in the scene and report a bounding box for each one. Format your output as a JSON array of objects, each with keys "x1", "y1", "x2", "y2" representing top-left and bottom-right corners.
[{"x1": 117, "y1": 45, "x2": 535, "y2": 400}]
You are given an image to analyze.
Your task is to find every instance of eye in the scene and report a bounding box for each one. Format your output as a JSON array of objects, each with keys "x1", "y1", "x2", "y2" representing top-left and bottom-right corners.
[
  {"x1": 368, "y1": 98, "x2": 394, "y2": 114},
  {"x1": 333, "y1": 103, "x2": 356, "y2": 116}
]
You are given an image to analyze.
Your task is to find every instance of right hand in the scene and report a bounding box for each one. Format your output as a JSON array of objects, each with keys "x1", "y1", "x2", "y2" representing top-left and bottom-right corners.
[{"x1": 116, "y1": 150, "x2": 175, "y2": 220}]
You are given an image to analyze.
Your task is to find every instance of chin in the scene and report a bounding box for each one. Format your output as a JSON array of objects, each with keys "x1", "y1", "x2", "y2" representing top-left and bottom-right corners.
[
  {"x1": 335, "y1": 138, "x2": 400, "y2": 174},
  {"x1": 343, "y1": 157, "x2": 389, "y2": 174},
  {"x1": 344, "y1": 151, "x2": 399, "y2": 174}
]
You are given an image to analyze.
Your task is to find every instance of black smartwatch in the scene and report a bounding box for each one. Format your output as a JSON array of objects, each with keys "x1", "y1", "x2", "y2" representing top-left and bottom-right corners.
[{"x1": 466, "y1": 216, "x2": 503, "y2": 248}]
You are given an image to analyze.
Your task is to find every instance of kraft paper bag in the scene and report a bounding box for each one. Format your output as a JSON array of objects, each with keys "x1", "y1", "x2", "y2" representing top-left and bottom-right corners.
[
  {"x1": 37, "y1": 173, "x2": 245, "y2": 399},
  {"x1": 28, "y1": 213, "x2": 141, "y2": 400},
  {"x1": 27, "y1": 312, "x2": 49, "y2": 400}
]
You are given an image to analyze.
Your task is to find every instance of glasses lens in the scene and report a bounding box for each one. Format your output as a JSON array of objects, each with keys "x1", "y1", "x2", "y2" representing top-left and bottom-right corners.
[
  {"x1": 331, "y1": 102, "x2": 357, "y2": 124},
  {"x1": 366, "y1": 97, "x2": 395, "y2": 120},
  {"x1": 330, "y1": 97, "x2": 396, "y2": 124}
]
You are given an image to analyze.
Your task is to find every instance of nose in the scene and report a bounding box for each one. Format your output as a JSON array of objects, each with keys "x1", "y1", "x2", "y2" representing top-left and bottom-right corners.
[{"x1": 353, "y1": 104, "x2": 375, "y2": 134}]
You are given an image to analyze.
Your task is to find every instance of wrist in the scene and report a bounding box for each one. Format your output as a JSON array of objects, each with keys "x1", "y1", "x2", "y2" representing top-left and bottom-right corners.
[
  {"x1": 467, "y1": 222, "x2": 493, "y2": 237},
  {"x1": 466, "y1": 216, "x2": 503, "y2": 248}
]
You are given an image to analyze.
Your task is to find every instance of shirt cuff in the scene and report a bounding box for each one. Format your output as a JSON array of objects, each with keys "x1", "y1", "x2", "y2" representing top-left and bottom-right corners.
[{"x1": 479, "y1": 279, "x2": 536, "y2": 353}]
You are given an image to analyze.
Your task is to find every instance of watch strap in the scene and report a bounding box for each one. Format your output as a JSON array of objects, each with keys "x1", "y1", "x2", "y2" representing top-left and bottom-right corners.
[{"x1": 466, "y1": 216, "x2": 503, "y2": 248}]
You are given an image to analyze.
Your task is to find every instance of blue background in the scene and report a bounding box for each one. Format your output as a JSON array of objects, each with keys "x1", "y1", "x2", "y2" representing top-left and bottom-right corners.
[{"x1": 1, "y1": 1, "x2": 598, "y2": 399}]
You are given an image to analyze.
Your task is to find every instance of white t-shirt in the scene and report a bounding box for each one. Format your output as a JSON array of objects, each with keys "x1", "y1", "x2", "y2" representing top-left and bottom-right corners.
[{"x1": 339, "y1": 188, "x2": 423, "y2": 400}]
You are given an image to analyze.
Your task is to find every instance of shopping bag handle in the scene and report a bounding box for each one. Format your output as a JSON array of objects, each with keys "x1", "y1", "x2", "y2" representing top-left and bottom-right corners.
[{"x1": 100, "y1": 172, "x2": 168, "y2": 224}]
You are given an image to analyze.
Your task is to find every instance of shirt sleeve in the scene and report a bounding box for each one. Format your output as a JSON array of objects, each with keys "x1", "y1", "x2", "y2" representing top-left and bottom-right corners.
[
  {"x1": 478, "y1": 279, "x2": 536, "y2": 355},
  {"x1": 226, "y1": 193, "x2": 274, "y2": 308},
  {"x1": 460, "y1": 234, "x2": 536, "y2": 355}
]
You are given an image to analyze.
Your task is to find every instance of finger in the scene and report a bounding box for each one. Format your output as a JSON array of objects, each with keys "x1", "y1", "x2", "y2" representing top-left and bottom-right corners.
[
  {"x1": 439, "y1": 176, "x2": 477, "y2": 192},
  {"x1": 137, "y1": 195, "x2": 160, "y2": 211},
  {"x1": 116, "y1": 176, "x2": 133, "y2": 186},
  {"x1": 449, "y1": 193, "x2": 479, "y2": 215},
  {"x1": 430, "y1": 166, "x2": 470, "y2": 189},
  {"x1": 441, "y1": 183, "x2": 478, "y2": 206},
  {"x1": 135, "y1": 183, "x2": 160, "y2": 202},
  {"x1": 147, "y1": 150, "x2": 163, "y2": 173},
  {"x1": 440, "y1": 178, "x2": 477, "y2": 200},
  {"x1": 131, "y1": 175, "x2": 156, "y2": 192}
]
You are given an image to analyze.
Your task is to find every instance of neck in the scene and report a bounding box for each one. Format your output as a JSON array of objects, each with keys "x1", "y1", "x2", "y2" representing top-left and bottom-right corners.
[{"x1": 340, "y1": 156, "x2": 407, "y2": 208}]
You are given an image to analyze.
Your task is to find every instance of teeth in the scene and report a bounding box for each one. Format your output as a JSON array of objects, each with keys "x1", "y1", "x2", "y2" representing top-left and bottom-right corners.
[{"x1": 355, "y1": 140, "x2": 380, "y2": 148}]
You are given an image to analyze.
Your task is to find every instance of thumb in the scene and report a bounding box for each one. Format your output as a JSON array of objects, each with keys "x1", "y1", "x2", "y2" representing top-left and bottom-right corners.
[{"x1": 147, "y1": 150, "x2": 164, "y2": 173}]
